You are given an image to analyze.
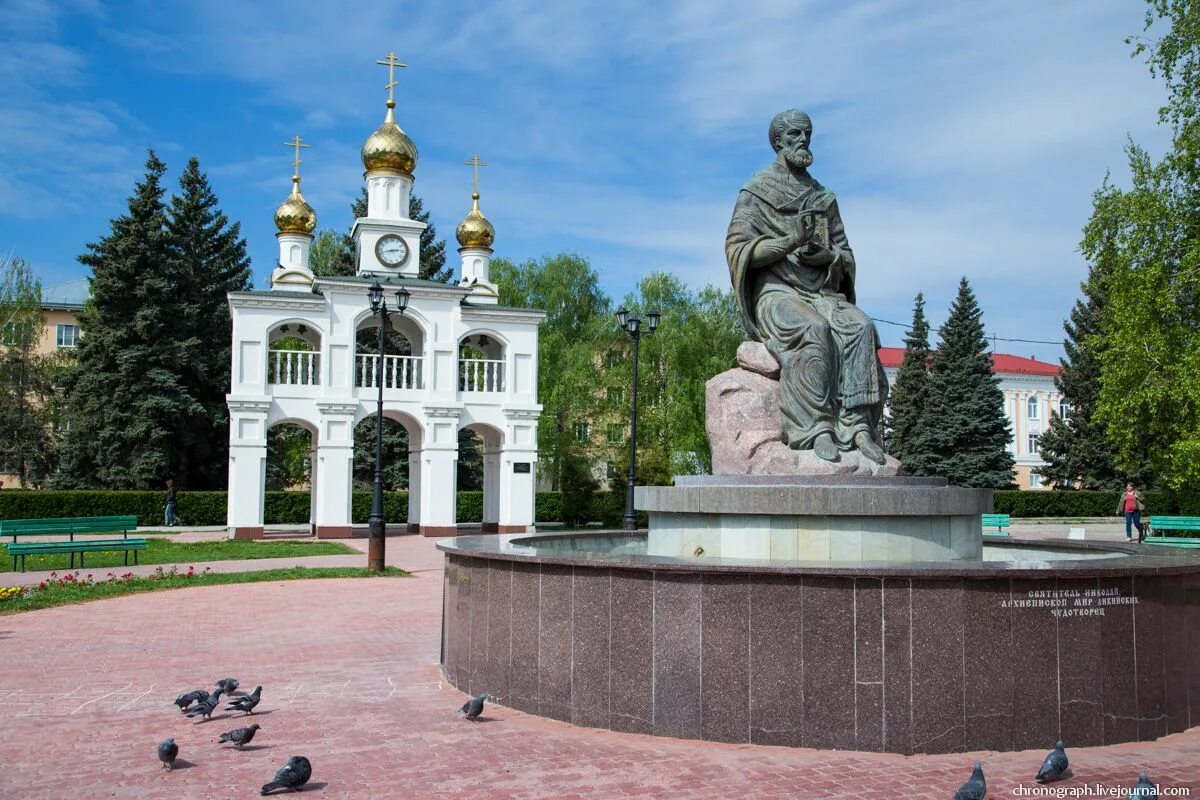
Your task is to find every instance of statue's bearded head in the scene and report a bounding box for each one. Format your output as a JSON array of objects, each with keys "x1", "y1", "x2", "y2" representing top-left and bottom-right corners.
[{"x1": 769, "y1": 109, "x2": 813, "y2": 172}]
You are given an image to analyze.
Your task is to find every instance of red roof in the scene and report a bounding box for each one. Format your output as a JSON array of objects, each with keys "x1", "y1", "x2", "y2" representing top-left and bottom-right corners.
[{"x1": 877, "y1": 347, "x2": 1059, "y2": 377}]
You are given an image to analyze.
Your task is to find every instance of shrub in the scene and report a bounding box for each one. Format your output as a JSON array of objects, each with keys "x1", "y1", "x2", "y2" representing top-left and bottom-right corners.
[
  {"x1": 0, "y1": 489, "x2": 592, "y2": 526},
  {"x1": 992, "y1": 490, "x2": 1200, "y2": 518}
]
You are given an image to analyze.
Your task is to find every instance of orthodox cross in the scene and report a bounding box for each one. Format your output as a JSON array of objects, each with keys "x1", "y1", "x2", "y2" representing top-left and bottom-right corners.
[
  {"x1": 284, "y1": 135, "x2": 309, "y2": 177},
  {"x1": 376, "y1": 52, "x2": 407, "y2": 104},
  {"x1": 464, "y1": 154, "x2": 488, "y2": 194}
]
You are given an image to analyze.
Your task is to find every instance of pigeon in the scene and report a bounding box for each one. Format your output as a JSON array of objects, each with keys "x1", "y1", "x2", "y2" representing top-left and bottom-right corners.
[
  {"x1": 1036, "y1": 740, "x2": 1069, "y2": 783},
  {"x1": 261, "y1": 756, "x2": 312, "y2": 795},
  {"x1": 952, "y1": 761, "x2": 986, "y2": 800},
  {"x1": 186, "y1": 689, "x2": 223, "y2": 719},
  {"x1": 216, "y1": 678, "x2": 240, "y2": 695},
  {"x1": 226, "y1": 685, "x2": 262, "y2": 715},
  {"x1": 219, "y1": 723, "x2": 261, "y2": 749},
  {"x1": 157, "y1": 737, "x2": 179, "y2": 770},
  {"x1": 1129, "y1": 771, "x2": 1158, "y2": 799},
  {"x1": 459, "y1": 693, "x2": 487, "y2": 720},
  {"x1": 173, "y1": 689, "x2": 209, "y2": 713}
]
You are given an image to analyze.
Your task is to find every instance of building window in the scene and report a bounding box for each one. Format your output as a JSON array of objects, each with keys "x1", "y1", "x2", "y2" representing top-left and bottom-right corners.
[
  {"x1": 605, "y1": 349, "x2": 622, "y2": 368},
  {"x1": 608, "y1": 387, "x2": 625, "y2": 405},
  {"x1": 606, "y1": 423, "x2": 623, "y2": 444},
  {"x1": 572, "y1": 422, "x2": 589, "y2": 443},
  {"x1": 1026, "y1": 396, "x2": 1039, "y2": 420},
  {"x1": 606, "y1": 461, "x2": 616, "y2": 481},
  {"x1": 1027, "y1": 433, "x2": 1040, "y2": 454},
  {"x1": 1029, "y1": 470, "x2": 1042, "y2": 489},
  {"x1": 1058, "y1": 399, "x2": 1069, "y2": 419},
  {"x1": 56, "y1": 324, "x2": 80, "y2": 348}
]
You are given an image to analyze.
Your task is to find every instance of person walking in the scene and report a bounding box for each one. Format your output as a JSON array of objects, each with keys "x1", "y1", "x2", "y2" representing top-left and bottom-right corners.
[
  {"x1": 164, "y1": 479, "x2": 178, "y2": 527},
  {"x1": 1117, "y1": 482, "x2": 1145, "y2": 543}
]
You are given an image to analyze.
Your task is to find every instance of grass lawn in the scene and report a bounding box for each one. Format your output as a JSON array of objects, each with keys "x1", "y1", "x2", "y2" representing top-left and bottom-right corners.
[
  {"x1": 0, "y1": 566, "x2": 407, "y2": 615},
  {"x1": 0, "y1": 538, "x2": 358, "y2": 573}
]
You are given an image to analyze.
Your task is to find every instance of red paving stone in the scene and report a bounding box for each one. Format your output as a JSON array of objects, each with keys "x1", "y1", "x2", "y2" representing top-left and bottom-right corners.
[{"x1": 0, "y1": 534, "x2": 1198, "y2": 799}]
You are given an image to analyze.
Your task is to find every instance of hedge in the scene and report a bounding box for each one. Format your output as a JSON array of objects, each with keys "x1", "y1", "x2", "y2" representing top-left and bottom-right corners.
[
  {"x1": 0, "y1": 490, "x2": 569, "y2": 526},
  {"x1": 992, "y1": 490, "x2": 1200, "y2": 518}
]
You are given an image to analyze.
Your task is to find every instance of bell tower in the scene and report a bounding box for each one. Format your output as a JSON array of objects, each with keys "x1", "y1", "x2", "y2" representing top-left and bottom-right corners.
[{"x1": 351, "y1": 52, "x2": 426, "y2": 278}]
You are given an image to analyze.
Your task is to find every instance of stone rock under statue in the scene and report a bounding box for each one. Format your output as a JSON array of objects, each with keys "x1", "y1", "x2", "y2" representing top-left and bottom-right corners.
[{"x1": 714, "y1": 108, "x2": 899, "y2": 476}]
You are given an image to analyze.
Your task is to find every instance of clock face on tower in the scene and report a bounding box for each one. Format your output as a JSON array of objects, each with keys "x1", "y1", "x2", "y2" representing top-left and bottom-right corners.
[{"x1": 375, "y1": 234, "x2": 409, "y2": 267}]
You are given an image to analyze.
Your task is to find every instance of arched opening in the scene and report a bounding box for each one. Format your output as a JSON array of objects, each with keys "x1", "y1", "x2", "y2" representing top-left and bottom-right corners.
[
  {"x1": 266, "y1": 419, "x2": 318, "y2": 528},
  {"x1": 356, "y1": 314, "x2": 423, "y2": 390},
  {"x1": 268, "y1": 321, "x2": 321, "y2": 386},
  {"x1": 353, "y1": 411, "x2": 424, "y2": 530},
  {"x1": 458, "y1": 331, "x2": 506, "y2": 393},
  {"x1": 461, "y1": 422, "x2": 503, "y2": 532}
]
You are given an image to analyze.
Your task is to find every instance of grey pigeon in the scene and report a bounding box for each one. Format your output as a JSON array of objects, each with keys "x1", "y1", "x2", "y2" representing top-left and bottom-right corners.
[
  {"x1": 459, "y1": 693, "x2": 487, "y2": 720},
  {"x1": 952, "y1": 761, "x2": 986, "y2": 800},
  {"x1": 174, "y1": 689, "x2": 208, "y2": 712},
  {"x1": 219, "y1": 723, "x2": 261, "y2": 749},
  {"x1": 157, "y1": 737, "x2": 179, "y2": 770},
  {"x1": 186, "y1": 688, "x2": 223, "y2": 719},
  {"x1": 1036, "y1": 740, "x2": 1069, "y2": 783},
  {"x1": 216, "y1": 677, "x2": 240, "y2": 694},
  {"x1": 1129, "y1": 771, "x2": 1158, "y2": 799},
  {"x1": 226, "y1": 685, "x2": 262, "y2": 715},
  {"x1": 261, "y1": 756, "x2": 312, "y2": 795}
]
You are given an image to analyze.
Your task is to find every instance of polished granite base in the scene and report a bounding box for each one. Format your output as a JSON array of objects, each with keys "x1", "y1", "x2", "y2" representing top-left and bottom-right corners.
[
  {"x1": 438, "y1": 533, "x2": 1200, "y2": 755},
  {"x1": 637, "y1": 476, "x2": 992, "y2": 563}
]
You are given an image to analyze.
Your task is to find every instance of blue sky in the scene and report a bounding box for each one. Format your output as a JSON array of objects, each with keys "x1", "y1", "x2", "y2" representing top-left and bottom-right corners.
[{"x1": 0, "y1": 0, "x2": 1171, "y2": 361}]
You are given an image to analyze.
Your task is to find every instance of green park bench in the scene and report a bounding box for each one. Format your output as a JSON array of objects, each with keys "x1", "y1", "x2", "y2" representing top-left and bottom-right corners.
[
  {"x1": 1143, "y1": 516, "x2": 1200, "y2": 548},
  {"x1": 7, "y1": 537, "x2": 148, "y2": 572},
  {"x1": 981, "y1": 513, "x2": 1011, "y2": 537},
  {"x1": 0, "y1": 515, "x2": 139, "y2": 543}
]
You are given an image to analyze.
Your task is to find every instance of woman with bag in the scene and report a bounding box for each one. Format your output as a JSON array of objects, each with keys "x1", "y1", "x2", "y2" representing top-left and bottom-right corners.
[{"x1": 1117, "y1": 482, "x2": 1145, "y2": 543}]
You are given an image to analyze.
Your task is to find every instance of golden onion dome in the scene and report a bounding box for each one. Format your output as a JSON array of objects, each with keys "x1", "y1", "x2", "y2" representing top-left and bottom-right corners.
[
  {"x1": 456, "y1": 192, "x2": 495, "y2": 249},
  {"x1": 274, "y1": 176, "x2": 317, "y2": 234},
  {"x1": 361, "y1": 100, "x2": 418, "y2": 174}
]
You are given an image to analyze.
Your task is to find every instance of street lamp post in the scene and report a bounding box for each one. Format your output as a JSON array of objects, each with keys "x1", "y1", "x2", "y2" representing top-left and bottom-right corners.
[
  {"x1": 367, "y1": 280, "x2": 411, "y2": 572},
  {"x1": 615, "y1": 307, "x2": 660, "y2": 531}
]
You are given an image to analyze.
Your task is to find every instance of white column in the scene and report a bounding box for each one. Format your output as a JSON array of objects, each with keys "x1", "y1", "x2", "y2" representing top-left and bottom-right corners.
[
  {"x1": 418, "y1": 447, "x2": 458, "y2": 536},
  {"x1": 226, "y1": 399, "x2": 270, "y2": 539},
  {"x1": 482, "y1": 445, "x2": 501, "y2": 531},
  {"x1": 497, "y1": 446, "x2": 536, "y2": 532},
  {"x1": 366, "y1": 172, "x2": 413, "y2": 221},
  {"x1": 313, "y1": 402, "x2": 358, "y2": 538},
  {"x1": 271, "y1": 232, "x2": 315, "y2": 288},
  {"x1": 407, "y1": 446, "x2": 422, "y2": 531}
]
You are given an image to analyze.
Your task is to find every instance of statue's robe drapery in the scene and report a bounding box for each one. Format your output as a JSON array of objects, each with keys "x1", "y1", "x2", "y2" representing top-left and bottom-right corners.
[{"x1": 725, "y1": 160, "x2": 887, "y2": 450}]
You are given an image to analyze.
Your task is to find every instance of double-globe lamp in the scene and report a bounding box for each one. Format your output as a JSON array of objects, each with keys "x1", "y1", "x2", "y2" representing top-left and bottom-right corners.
[
  {"x1": 367, "y1": 279, "x2": 411, "y2": 572},
  {"x1": 614, "y1": 306, "x2": 661, "y2": 530}
]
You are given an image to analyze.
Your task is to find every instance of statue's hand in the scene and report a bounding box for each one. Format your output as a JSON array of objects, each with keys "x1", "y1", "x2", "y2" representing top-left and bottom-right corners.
[
  {"x1": 784, "y1": 213, "x2": 816, "y2": 252},
  {"x1": 798, "y1": 242, "x2": 837, "y2": 267}
]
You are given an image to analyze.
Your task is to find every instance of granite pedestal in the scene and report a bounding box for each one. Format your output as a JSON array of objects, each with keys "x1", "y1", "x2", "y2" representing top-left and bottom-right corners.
[{"x1": 636, "y1": 476, "x2": 992, "y2": 563}]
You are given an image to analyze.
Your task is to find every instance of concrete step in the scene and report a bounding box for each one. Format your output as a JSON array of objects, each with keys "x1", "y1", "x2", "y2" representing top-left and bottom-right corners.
[{"x1": 261, "y1": 531, "x2": 315, "y2": 541}]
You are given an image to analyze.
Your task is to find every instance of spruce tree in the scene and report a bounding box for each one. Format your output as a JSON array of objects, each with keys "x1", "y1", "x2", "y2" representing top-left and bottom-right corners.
[
  {"x1": 56, "y1": 150, "x2": 202, "y2": 489},
  {"x1": 913, "y1": 278, "x2": 1015, "y2": 488},
  {"x1": 410, "y1": 194, "x2": 451, "y2": 282},
  {"x1": 165, "y1": 156, "x2": 252, "y2": 489},
  {"x1": 887, "y1": 293, "x2": 933, "y2": 473},
  {"x1": 1037, "y1": 262, "x2": 1125, "y2": 489}
]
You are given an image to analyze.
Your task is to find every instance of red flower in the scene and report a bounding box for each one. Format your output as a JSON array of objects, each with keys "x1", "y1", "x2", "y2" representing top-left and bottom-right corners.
[{"x1": 38, "y1": 582, "x2": 46, "y2": 589}]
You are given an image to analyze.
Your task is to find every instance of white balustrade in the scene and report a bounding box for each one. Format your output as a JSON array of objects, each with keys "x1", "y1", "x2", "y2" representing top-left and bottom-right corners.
[
  {"x1": 268, "y1": 349, "x2": 319, "y2": 386},
  {"x1": 356, "y1": 353, "x2": 424, "y2": 390},
  {"x1": 459, "y1": 358, "x2": 505, "y2": 393}
]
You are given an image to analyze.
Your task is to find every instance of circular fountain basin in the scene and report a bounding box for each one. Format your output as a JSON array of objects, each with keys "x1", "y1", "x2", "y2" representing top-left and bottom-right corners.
[{"x1": 438, "y1": 532, "x2": 1200, "y2": 755}]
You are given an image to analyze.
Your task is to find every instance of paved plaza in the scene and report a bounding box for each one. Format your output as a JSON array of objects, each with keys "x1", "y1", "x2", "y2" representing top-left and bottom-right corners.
[{"x1": 1, "y1": 534, "x2": 1198, "y2": 799}]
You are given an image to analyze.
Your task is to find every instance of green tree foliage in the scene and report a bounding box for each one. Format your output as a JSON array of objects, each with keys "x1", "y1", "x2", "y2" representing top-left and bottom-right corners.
[
  {"x1": 911, "y1": 278, "x2": 1015, "y2": 487},
  {"x1": 56, "y1": 151, "x2": 204, "y2": 489},
  {"x1": 886, "y1": 293, "x2": 933, "y2": 472},
  {"x1": 1036, "y1": 248, "x2": 1132, "y2": 489},
  {"x1": 266, "y1": 423, "x2": 312, "y2": 491},
  {"x1": 616, "y1": 273, "x2": 745, "y2": 477},
  {"x1": 310, "y1": 189, "x2": 449, "y2": 281},
  {"x1": 164, "y1": 156, "x2": 252, "y2": 488},
  {"x1": 491, "y1": 253, "x2": 611, "y2": 490},
  {"x1": 0, "y1": 255, "x2": 58, "y2": 486},
  {"x1": 1086, "y1": 2, "x2": 1200, "y2": 489}
]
